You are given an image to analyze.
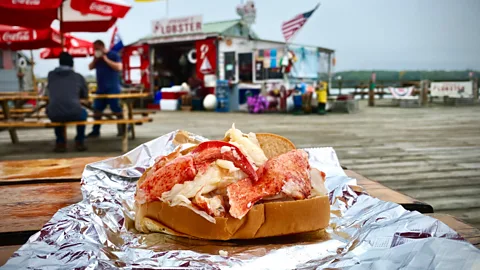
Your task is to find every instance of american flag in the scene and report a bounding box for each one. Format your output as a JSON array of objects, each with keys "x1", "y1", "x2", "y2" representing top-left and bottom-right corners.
[
  {"x1": 282, "y1": 3, "x2": 320, "y2": 42},
  {"x1": 110, "y1": 26, "x2": 124, "y2": 52}
]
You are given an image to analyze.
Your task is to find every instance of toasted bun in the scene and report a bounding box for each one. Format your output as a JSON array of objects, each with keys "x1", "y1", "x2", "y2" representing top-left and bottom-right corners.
[
  {"x1": 135, "y1": 133, "x2": 330, "y2": 240},
  {"x1": 255, "y1": 133, "x2": 296, "y2": 159},
  {"x1": 135, "y1": 195, "x2": 330, "y2": 240}
]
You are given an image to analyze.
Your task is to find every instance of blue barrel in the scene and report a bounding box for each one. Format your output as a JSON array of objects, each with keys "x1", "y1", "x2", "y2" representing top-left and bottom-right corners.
[{"x1": 293, "y1": 95, "x2": 303, "y2": 108}]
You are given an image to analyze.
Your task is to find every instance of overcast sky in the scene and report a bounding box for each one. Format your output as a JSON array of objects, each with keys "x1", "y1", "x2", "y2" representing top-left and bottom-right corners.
[{"x1": 31, "y1": 0, "x2": 480, "y2": 77}]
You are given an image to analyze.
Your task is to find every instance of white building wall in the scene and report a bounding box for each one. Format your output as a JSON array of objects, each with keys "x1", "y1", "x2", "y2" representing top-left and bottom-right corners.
[{"x1": 218, "y1": 37, "x2": 285, "y2": 83}]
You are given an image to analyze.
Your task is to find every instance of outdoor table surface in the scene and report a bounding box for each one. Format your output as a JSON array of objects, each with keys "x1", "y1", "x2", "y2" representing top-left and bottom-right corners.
[{"x1": 0, "y1": 157, "x2": 478, "y2": 266}]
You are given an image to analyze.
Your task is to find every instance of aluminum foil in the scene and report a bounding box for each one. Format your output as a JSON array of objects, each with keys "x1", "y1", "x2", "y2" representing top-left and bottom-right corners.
[{"x1": 2, "y1": 130, "x2": 480, "y2": 270}]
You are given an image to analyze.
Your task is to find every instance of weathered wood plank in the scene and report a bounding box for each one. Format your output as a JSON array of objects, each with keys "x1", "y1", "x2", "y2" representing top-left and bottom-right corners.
[
  {"x1": 0, "y1": 182, "x2": 82, "y2": 234},
  {"x1": 0, "y1": 245, "x2": 21, "y2": 266},
  {"x1": 363, "y1": 170, "x2": 480, "y2": 182},
  {"x1": 0, "y1": 157, "x2": 109, "y2": 183},
  {"x1": 423, "y1": 197, "x2": 480, "y2": 212},
  {"x1": 387, "y1": 177, "x2": 480, "y2": 191}
]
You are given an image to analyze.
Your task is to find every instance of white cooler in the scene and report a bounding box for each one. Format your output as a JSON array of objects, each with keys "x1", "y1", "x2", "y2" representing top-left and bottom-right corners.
[{"x1": 160, "y1": 99, "x2": 179, "y2": 111}]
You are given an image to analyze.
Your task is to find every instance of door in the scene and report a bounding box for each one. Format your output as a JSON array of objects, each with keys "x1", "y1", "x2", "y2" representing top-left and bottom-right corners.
[
  {"x1": 238, "y1": 52, "x2": 253, "y2": 82},
  {"x1": 122, "y1": 44, "x2": 150, "y2": 90}
]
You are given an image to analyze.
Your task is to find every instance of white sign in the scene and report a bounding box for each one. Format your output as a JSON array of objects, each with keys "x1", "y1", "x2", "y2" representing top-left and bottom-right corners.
[
  {"x1": 430, "y1": 81, "x2": 473, "y2": 98},
  {"x1": 152, "y1": 15, "x2": 203, "y2": 37}
]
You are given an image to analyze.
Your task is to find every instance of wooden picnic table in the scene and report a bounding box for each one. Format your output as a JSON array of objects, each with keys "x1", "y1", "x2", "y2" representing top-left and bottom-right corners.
[
  {"x1": 0, "y1": 157, "x2": 478, "y2": 266},
  {"x1": 0, "y1": 93, "x2": 151, "y2": 151}
]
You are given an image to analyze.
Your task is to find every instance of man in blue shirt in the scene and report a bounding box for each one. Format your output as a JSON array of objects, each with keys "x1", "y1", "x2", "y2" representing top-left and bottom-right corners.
[{"x1": 87, "y1": 40, "x2": 123, "y2": 138}]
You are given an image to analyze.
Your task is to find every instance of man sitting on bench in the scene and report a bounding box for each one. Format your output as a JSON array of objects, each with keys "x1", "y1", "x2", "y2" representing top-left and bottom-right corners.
[{"x1": 46, "y1": 52, "x2": 88, "y2": 152}]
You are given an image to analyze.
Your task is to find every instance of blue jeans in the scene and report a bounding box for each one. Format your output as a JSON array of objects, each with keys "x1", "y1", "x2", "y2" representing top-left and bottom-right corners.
[
  {"x1": 54, "y1": 109, "x2": 88, "y2": 144},
  {"x1": 91, "y1": 98, "x2": 123, "y2": 134}
]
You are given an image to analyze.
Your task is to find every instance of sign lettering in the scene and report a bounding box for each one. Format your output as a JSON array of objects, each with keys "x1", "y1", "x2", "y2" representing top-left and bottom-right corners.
[
  {"x1": 90, "y1": 2, "x2": 113, "y2": 14},
  {"x1": 430, "y1": 81, "x2": 473, "y2": 98},
  {"x1": 1, "y1": 31, "x2": 31, "y2": 42},
  {"x1": 11, "y1": 0, "x2": 41, "y2": 5},
  {"x1": 152, "y1": 15, "x2": 203, "y2": 36}
]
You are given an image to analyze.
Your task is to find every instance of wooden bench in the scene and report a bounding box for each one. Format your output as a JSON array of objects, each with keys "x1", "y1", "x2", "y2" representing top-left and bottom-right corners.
[
  {"x1": 0, "y1": 118, "x2": 152, "y2": 152},
  {"x1": 2, "y1": 110, "x2": 157, "y2": 120}
]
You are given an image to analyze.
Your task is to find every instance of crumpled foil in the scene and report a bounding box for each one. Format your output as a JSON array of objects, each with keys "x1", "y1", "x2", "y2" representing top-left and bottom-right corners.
[{"x1": 2, "y1": 131, "x2": 480, "y2": 270}]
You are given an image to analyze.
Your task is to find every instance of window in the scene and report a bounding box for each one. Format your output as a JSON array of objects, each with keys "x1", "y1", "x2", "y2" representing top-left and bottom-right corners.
[
  {"x1": 223, "y1": 52, "x2": 235, "y2": 81},
  {"x1": 238, "y1": 53, "x2": 253, "y2": 82},
  {"x1": 254, "y1": 49, "x2": 284, "y2": 81}
]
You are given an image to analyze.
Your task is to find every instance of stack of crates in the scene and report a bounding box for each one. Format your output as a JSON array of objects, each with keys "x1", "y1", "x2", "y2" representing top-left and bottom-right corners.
[{"x1": 215, "y1": 80, "x2": 230, "y2": 113}]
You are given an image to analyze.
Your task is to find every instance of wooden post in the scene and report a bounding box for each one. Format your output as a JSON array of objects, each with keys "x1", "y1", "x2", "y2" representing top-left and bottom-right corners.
[
  {"x1": 368, "y1": 81, "x2": 375, "y2": 106},
  {"x1": 128, "y1": 101, "x2": 135, "y2": 139},
  {"x1": 1, "y1": 100, "x2": 19, "y2": 144},
  {"x1": 368, "y1": 72, "x2": 376, "y2": 106},
  {"x1": 421, "y1": 80, "x2": 429, "y2": 106},
  {"x1": 121, "y1": 103, "x2": 129, "y2": 153},
  {"x1": 472, "y1": 78, "x2": 478, "y2": 101},
  {"x1": 339, "y1": 79, "x2": 342, "y2": 95}
]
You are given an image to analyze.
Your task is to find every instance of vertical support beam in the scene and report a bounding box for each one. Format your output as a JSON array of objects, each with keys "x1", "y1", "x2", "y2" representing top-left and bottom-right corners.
[
  {"x1": 149, "y1": 46, "x2": 155, "y2": 95},
  {"x1": 1, "y1": 100, "x2": 19, "y2": 144},
  {"x1": 422, "y1": 80, "x2": 430, "y2": 106},
  {"x1": 472, "y1": 78, "x2": 478, "y2": 101},
  {"x1": 327, "y1": 52, "x2": 332, "y2": 97},
  {"x1": 127, "y1": 101, "x2": 135, "y2": 139},
  {"x1": 121, "y1": 103, "x2": 129, "y2": 153}
]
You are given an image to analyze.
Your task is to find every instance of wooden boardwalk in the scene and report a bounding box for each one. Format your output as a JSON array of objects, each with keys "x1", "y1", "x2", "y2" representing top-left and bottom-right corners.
[{"x1": 1, "y1": 101, "x2": 479, "y2": 228}]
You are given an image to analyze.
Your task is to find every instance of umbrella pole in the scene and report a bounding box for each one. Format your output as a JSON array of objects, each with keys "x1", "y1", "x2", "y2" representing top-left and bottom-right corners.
[{"x1": 30, "y1": 50, "x2": 36, "y2": 93}]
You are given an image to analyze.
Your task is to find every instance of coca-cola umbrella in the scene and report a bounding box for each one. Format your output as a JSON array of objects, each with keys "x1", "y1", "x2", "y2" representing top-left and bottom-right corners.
[
  {"x1": 0, "y1": 0, "x2": 61, "y2": 29},
  {"x1": 0, "y1": 25, "x2": 64, "y2": 51},
  {"x1": 0, "y1": 0, "x2": 131, "y2": 32},
  {"x1": 40, "y1": 35, "x2": 94, "y2": 59}
]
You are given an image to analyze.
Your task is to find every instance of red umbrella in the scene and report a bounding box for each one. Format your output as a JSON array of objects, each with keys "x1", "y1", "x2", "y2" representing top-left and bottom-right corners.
[
  {"x1": 0, "y1": 0, "x2": 131, "y2": 32},
  {"x1": 70, "y1": 0, "x2": 131, "y2": 18},
  {"x1": 0, "y1": 25, "x2": 63, "y2": 51},
  {"x1": 40, "y1": 35, "x2": 94, "y2": 59},
  {"x1": 0, "y1": 0, "x2": 62, "y2": 9}
]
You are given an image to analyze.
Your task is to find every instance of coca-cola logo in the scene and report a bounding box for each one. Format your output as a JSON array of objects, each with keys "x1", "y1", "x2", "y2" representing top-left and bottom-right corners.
[
  {"x1": 2, "y1": 31, "x2": 30, "y2": 42},
  {"x1": 11, "y1": 0, "x2": 41, "y2": 5},
  {"x1": 69, "y1": 47, "x2": 89, "y2": 55},
  {"x1": 90, "y1": 2, "x2": 113, "y2": 14}
]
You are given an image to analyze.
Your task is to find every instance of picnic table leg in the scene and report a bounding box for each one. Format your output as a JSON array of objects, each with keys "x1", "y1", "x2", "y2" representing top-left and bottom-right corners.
[
  {"x1": 127, "y1": 101, "x2": 135, "y2": 139},
  {"x1": 121, "y1": 103, "x2": 128, "y2": 153},
  {"x1": 1, "y1": 100, "x2": 19, "y2": 144}
]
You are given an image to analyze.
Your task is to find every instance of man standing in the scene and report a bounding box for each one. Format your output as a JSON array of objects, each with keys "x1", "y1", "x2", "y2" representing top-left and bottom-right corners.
[
  {"x1": 87, "y1": 40, "x2": 123, "y2": 138},
  {"x1": 46, "y1": 52, "x2": 88, "y2": 152}
]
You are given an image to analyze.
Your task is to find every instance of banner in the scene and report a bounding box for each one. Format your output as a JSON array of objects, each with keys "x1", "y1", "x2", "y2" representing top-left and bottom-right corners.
[
  {"x1": 389, "y1": 86, "x2": 414, "y2": 99},
  {"x1": 430, "y1": 81, "x2": 473, "y2": 98},
  {"x1": 288, "y1": 45, "x2": 319, "y2": 79},
  {"x1": 152, "y1": 15, "x2": 202, "y2": 36},
  {"x1": 195, "y1": 38, "x2": 217, "y2": 81}
]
